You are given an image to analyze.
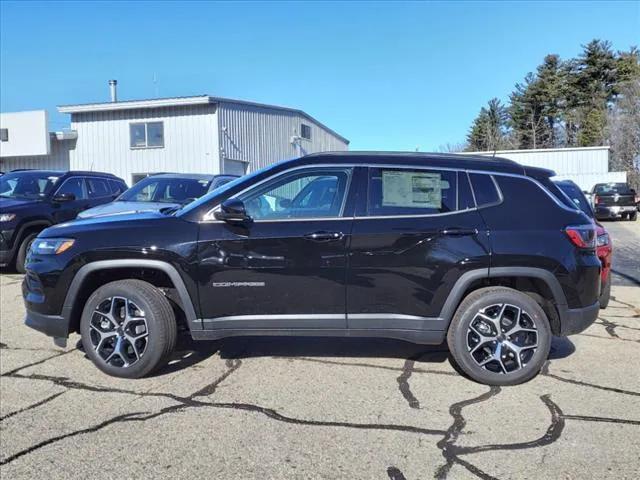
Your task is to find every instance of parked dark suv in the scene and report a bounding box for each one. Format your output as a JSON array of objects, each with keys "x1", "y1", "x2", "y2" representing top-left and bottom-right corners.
[
  {"x1": 1, "y1": 170, "x2": 127, "y2": 272},
  {"x1": 23, "y1": 153, "x2": 601, "y2": 385},
  {"x1": 591, "y1": 182, "x2": 637, "y2": 221}
]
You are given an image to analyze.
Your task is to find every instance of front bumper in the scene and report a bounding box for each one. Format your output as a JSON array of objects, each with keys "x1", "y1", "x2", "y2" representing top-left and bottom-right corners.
[
  {"x1": 558, "y1": 301, "x2": 600, "y2": 336},
  {"x1": 25, "y1": 309, "x2": 70, "y2": 340}
]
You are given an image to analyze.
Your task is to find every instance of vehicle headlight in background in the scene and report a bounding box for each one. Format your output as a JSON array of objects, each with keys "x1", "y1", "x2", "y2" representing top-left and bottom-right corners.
[
  {"x1": 30, "y1": 238, "x2": 75, "y2": 255},
  {"x1": 597, "y1": 233, "x2": 610, "y2": 247},
  {"x1": 0, "y1": 213, "x2": 16, "y2": 222}
]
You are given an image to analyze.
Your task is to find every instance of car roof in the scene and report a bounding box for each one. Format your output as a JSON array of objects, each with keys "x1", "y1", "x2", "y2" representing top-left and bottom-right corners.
[
  {"x1": 7, "y1": 169, "x2": 122, "y2": 179},
  {"x1": 289, "y1": 151, "x2": 528, "y2": 175},
  {"x1": 147, "y1": 173, "x2": 217, "y2": 180}
]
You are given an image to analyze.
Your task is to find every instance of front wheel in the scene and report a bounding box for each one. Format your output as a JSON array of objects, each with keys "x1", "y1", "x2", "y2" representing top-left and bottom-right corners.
[
  {"x1": 15, "y1": 233, "x2": 38, "y2": 274},
  {"x1": 447, "y1": 287, "x2": 551, "y2": 386},
  {"x1": 629, "y1": 211, "x2": 637, "y2": 221},
  {"x1": 80, "y1": 279, "x2": 177, "y2": 378}
]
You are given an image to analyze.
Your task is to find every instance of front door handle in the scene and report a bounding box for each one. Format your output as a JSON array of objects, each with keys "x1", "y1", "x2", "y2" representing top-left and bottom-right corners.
[
  {"x1": 304, "y1": 231, "x2": 344, "y2": 242},
  {"x1": 440, "y1": 228, "x2": 478, "y2": 236}
]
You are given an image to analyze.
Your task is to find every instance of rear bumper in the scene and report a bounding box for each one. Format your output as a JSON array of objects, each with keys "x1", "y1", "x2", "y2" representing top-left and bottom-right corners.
[
  {"x1": 558, "y1": 301, "x2": 600, "y2": 336},
  {"x1": 595, "y1": 205, "x2": 636, "y2": 219}
]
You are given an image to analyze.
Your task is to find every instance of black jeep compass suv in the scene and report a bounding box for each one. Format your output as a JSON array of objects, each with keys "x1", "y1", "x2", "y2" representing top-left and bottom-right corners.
[{"x1": 23, "y1": 152, "x2": 601, "y2": 385}]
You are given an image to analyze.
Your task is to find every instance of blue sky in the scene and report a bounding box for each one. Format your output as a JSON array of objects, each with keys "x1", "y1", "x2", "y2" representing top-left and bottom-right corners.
[{"x1": 1, "y1": 1, "x2": 639, "y2": 150}]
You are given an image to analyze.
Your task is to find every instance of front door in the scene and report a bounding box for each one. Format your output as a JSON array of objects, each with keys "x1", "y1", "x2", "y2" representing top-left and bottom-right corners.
[
  {"x1": 51, "y1": 177, "x2": 91, "y2": 223},
  {"x1": 197, "y1": 167, "x2": 355, "y2": 330},
  {"x1": 347, "y1": 166, "x2": 491, "y2": 331}
]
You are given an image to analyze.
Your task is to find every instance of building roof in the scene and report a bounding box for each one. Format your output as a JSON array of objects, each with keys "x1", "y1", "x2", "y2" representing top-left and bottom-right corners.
[
  {"x1": 57, "y1": 95, "x2": 349, "y2": 144},
  {"x1": 462, "y1": 145, "x2": 610, "y2": 155}
]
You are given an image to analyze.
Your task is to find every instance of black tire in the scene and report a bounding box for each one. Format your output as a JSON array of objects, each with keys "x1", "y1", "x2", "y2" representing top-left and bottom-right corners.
[
  {"x1": 629, "y1": 211, "x2": 637, "y2": 221},
  {"x1": 599, "y1": 273, "x2": 611, "y2": 309},
  {"x1": 447, "y1": 287, "x2": 551, "y2": 386},
  {"x1": 80, "y1": 279, "x2": 177, "y2": 379},
  {"x1": 15, "y1": 233, "x2": 38, "y2": 274}
]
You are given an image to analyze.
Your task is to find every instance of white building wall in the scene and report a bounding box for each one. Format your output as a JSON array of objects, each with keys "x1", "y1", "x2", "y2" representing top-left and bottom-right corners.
[
  {"x1": 217, "y1": 102, "x2": 348, "y2": 173},
  {"x1": 0, "y1": 137, "x2": 73, "y2": 172},
  {"x1": 0, "y1": 110, "x2": 50, "y2": 157},
  {"x1": 467, "y1": 146, "x2": 626, "y2": 191},
  {"x1": 70, "y1": 104, "x2": 219, "y2": 185}
]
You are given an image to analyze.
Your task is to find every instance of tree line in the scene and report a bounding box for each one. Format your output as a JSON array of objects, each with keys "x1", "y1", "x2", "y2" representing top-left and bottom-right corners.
[{"x1": 459, "y1": 40, "x2": 640, "y2": 188}]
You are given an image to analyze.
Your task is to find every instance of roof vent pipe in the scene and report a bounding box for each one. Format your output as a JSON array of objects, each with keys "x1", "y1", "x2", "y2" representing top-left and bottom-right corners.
[{"x1": 108, "y1": 80, "x2": 118, "y2": 102}]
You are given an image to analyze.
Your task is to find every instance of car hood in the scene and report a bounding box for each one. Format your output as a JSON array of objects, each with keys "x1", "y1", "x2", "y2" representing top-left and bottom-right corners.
[
  {"x1": 43, "y1": 210, "x2": 169, "y2": 236},
  {"x1": 77, "y1": 201, "x2": 181, "y2": 218},
  {"x1": 0, "y1": 197, "x2": 43, "y2": 210}
]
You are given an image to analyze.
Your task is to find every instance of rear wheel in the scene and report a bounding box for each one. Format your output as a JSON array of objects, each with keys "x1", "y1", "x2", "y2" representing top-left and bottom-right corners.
[
  {"x1": 629, "y1": 211, "x2": 637, "y2": 221},
  {"x1": 15, "y1": 233, "x2": 38, "y2": 274},
  {"x1": 447, "y1": 287, "x2": 551, "y2": 386},
  {"x1": 80, "y1": 279, "x2": 177, "y2": 378},
  {"x1": 599, "y1": 273, "x2": 611, "y2": 309}
]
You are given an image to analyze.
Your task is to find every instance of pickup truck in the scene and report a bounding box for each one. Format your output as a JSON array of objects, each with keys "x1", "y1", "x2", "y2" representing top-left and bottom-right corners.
[{"x1": 591, "y1": 183, "x2": 637, "y2": 221}]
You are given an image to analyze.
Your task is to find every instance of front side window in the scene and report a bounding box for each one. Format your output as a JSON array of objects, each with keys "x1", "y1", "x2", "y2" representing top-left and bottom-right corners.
[
  {"x1": 86, "y1": 178, "x2": 111, "y2": 198},
  {"x1": 56, "y1": 178, "x2": 86, "y2": 199},
  {"x1": 130, "y1": 122, "x2": 164, "y2": 148},
  {"x1": 368, "y1": 168, "x2": 457, "y2": 216},
  {"x1": 239, "y1": 168, "x2": 351, "y2": 220}
]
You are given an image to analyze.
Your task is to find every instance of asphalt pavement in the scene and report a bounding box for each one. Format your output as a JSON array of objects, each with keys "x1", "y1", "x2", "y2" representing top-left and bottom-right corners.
[{"x1": 1, "y1": 221, "x2": 639, "y2": 479}]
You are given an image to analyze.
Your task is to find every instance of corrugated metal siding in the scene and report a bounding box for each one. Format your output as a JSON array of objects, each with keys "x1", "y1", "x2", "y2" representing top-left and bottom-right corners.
[
  {"x1": 0, "y1": 137, "x2": 73, "y2": 171},
  {"x1": 217, "y1": 102, "x2": 348, "y2": 173},
  {"x1": 471, "y1": 147, "x2": 622, "y2": 191},
  {"x1": 70, "y1": 104, "x2": 219, "y2": 185}
]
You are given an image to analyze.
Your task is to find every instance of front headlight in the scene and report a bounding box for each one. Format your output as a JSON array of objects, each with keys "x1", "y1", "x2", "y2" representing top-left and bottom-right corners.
[
  {"x1": 30, "y1": 238, "x2": 75, "y2": 255},
  {"x1": 0, "y1": 213, "x2": 16, "y2": 222}
]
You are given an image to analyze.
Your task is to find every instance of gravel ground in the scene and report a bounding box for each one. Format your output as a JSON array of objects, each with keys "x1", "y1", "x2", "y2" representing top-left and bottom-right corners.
[{"x1": 1, "y1": 222, "x2": 638, "y2": 479}]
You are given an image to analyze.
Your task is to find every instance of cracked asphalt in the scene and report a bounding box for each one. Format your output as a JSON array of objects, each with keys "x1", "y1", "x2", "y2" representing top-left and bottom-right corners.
[{"x1": 1, "y1": 221, "x2": 639, "y2": 479}]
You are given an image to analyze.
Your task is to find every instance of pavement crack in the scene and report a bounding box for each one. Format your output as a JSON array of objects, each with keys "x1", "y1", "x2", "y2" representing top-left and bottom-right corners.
[
  {"x1": 0, "y1": 391, "x2": 66, "y2": 422},
  {"x1": 397, "y1": 357, "x2": 420, "y2": 409},
  {"x1": 595, "y1": 317, "x2": 621, "y2": 338},
  {"x1": 561, "y1": 414, "x2": 640, "y2": 426},
  {"x1": 190, "y1": 359, "x2": 242, "y2": 398},
  {"x1": 1, "y1": 349, "x2": 77, "y2": 377},
  {"x1": 541, "y1": 361, "x2": 640, "y2": 397},
  {"x1": 434, "y1": 386, "x2": 501, "y2": 479}
]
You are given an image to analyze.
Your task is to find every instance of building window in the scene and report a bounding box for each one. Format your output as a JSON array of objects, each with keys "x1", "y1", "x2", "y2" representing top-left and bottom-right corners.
[
  {"x1": 130, "y1": 122, "x2": 164, "y2": 148},
  {"x1": 0, "y1": 128, "x2": 8, "y2": 142},
  {"x1": 300, "y1": 123, "x2": 311, "y2": 140}
]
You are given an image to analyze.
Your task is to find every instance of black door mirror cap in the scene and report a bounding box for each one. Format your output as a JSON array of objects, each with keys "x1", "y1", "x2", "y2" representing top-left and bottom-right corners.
[
  {"x1": 214, "y1": 198, "x2": 251, "y2": 223},
  {"x1": 53, "y1": 193, "x2": 76, "y2": 202}
]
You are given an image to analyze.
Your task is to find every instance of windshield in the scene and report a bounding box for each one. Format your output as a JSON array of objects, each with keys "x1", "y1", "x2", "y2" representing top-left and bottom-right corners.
[
  {"x1": 594, "y1": 183, "x2": 633, "y2": 195},
  {"x1": 0, "y1": 172, "x2": 60, "y2": 199},
  {"x1": 119, "y1": 176, "x2": 212, "y2": 204},
  {"x1": 556, "y1": 181, "x2": 593, "y2": 218}
]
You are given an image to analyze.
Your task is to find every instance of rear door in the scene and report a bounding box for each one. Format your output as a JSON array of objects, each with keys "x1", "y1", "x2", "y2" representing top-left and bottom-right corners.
[
  {"x1": 347, "y1": 166, "x2": 490, "y2": 331},
  {"x1": 86, "y1": 177, "x2": 117, "y2": 209},
  {"x1": 197, "y1": 166, "x2": 355, "y2": 330}
]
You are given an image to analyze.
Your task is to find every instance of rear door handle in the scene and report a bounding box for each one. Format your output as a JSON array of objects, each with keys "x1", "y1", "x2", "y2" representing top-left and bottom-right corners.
[
  {"x1": 440, "y1": 228, "x2": 478, "y2": 236},
  {"x1": 304, "y1": 231, "x2": 344, "y2": 242}
]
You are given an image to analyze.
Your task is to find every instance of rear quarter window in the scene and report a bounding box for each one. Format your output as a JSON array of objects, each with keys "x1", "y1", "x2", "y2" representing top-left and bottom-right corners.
[{"x1": 469, "y1": 173, "x2": 501, "y2": 207}]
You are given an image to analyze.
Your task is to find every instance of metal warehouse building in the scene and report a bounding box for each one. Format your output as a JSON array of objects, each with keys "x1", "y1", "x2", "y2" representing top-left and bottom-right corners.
[
  {"x1": 465, "y1": 146, "x2": 626, "y2": 192},
  {"x1": 1, "y1": 87, "x2": 349, "y2": 185}
]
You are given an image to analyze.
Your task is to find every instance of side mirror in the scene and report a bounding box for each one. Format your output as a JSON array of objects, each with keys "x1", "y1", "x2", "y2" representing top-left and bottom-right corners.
[
  {"x1": 214, "y1": 198, "x2": 251, "y2": 223},
  {"x1": 53, "y1": 192, "x2": 76, "y2": 202}
]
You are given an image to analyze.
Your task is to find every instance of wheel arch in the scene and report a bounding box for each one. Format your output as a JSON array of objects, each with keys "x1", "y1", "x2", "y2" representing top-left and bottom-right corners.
[
  {"x1": 62, "y1": 260, "x2": 199, "y2": 335},
  {"x1": 440, "y1": 267, "x2": 568, "y2": 335}
]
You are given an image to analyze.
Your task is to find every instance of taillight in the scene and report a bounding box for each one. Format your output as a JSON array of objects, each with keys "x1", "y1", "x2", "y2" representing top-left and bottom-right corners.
[{"x1": 565, "y1": 225, "x2": 596, "y2": 249}]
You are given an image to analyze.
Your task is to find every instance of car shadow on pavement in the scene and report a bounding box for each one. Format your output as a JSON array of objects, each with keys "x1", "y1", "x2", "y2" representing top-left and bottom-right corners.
[{"x1": 149, "y1": 334, "x2": 575, "y2": 378}]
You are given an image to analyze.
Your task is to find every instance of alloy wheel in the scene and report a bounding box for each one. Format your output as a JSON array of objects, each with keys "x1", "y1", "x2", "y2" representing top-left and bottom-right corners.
[
  {"x1": 89, "y1": 296, "x2": 149, "y2": 368},
  {"x1": 466, "y1": 303, "x2": 538, "y2": 374}
]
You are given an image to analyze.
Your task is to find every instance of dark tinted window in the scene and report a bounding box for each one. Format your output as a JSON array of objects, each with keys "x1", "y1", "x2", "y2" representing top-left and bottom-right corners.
[
  {"x1": 556, "y1": 181, "x2": 593, "y2": 217},
  {"x1": 469, "y1": 173, "x2": 500, "y2": 207},
  {"x1": 87, "y1": 178, "x2": 111, "y2": 198},
  {"x1": 368, "y1": 168, "x2": 457, "y2": 216},
  {"x1": 120, "y1": 177, "x2": 212, "y2": 203},
  {"x1": 300, "y1": 124, "x2": 311, "y2": 140},
  {"x1": 458, "y1": 172, "x2": 475, "y2": 210},
  {"x1": 56, "y1": 178, "x2": 86, "y2": 199},
  {"x1": 0, "y1": 172, "x2": 60, "y2": 199},
  {"x1": 594, "y1": 183, "x2": 633, "y2": 195},
  {"x1": 109, "y1": 180, "x2": 127, "y2": 195}
]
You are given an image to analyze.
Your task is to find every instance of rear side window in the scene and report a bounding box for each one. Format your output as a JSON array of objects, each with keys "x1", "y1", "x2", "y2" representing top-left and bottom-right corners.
[
  {"x1": 87, "y1": 178, "x2": 111, "y2": 198},
  {"x1": 109, "y1": 180, "x2": 127, "y2": 195},
  {"x1": 469, "y1": 173, "x2": 501, "y2": 207},
  {"x1": 368, "y1": 168, "x2": 457, "y2": 216}
]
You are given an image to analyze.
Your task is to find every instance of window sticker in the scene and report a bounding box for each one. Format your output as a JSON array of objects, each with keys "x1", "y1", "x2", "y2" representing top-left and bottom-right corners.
[{"x1": 382, "y1": 171, "x2": 442, "y2": 209}]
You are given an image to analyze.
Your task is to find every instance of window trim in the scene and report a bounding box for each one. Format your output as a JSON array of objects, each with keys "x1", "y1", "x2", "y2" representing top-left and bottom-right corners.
[{"x1": 129, "y1": 121, "x2": 165, "y2": 149}]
